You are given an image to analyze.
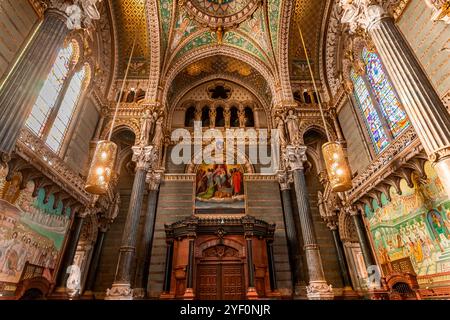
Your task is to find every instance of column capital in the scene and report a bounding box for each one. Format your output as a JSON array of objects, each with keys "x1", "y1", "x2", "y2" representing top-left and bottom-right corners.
[
  {"x1": 146, "y1": 170, "x2": 162, "y2": 191},
  {"x1": 277, "y1": 170, "x2": 293, "y2": 190},
  {"x1": 41, "y1": 0, "x2": 102, "y2": 30},
  {"x1": 131, "y1": 145, "x2": 156, "y2": 171},
  {"x1": 286, "y1": 145, "x2": 308, "y2": 171},
  {"x1": 339, "y1": 0, "x2": 393, "y2": 33}
]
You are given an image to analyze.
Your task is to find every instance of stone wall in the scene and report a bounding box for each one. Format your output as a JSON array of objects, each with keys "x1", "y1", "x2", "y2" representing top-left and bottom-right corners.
[
  {"x1": 0, "y1": 0, "x2": 38, "y2": 83},
  {"x1": 246, "y1": 180, "x2": 293, "y2": 296},
  {"x1": 398, "y1": 0, "x2": 449, "y2": 101},
  {"x1": 147, "y1": 180, "x2": 194, "y2": 298},
  {"x1": 338, "y1": 100, "x2": 372, "y2": 176}
]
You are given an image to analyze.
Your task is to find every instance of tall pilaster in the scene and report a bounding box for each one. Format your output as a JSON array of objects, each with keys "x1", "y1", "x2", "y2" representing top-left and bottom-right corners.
[
  {"x1": 286, "y1": 145, "x2": 334, "y2": 300},
  {"x1": 0, "y1": 8, "x2": 70, "y2": 159},
  {"x1": 278, "y1": 170, "x2": 304, "y2": 292},
  {"x1": 133, "y1": 171, "x2": 161, "y2": 298},
  {"x1": 53, "y1": 207, "x2": 90, "y2": 296},
  {"x1": 83, "y1": 225, "x2": 108, "y2": 296},
  {"x1": 339, "y1": 0, "x2": 450, "y2": 198},
  {"x1": 184, "y1": 237, "x2": 196, "y2": 300},
  {"x1": 349, "y1": 207, "x2": 376, "y2": 268},
  {"x1": 328, "y1": 222, "x2": 353, "y2": 289},
  {"x1": 105, "y1": 146, "x2": 155, "y2": 300}
]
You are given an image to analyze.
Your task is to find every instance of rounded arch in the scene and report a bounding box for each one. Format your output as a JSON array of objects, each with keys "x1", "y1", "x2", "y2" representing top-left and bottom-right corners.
[
  {"x1": 195, "y1": 237, "x2": 245, "y2": 258},
  {"x1": 299, "y1": 120, "x2": 337, "y2": 144},
  {"x1": 162, "y1": 46, "x2": 278, "y2": 108},
  {"x1": 338, "y1": 211, "x2": 359, "y2": 243},
  {"x1": 100, "y1": 120, "x2": 141, "y2": 143}
]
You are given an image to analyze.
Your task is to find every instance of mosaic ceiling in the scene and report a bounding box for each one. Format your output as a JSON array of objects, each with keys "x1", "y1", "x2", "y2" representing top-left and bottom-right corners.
[
  {"x1": 110, "y1": 0, "x2": 327, "y2": 82},
  {"x1": 289, "y1": 0, "x2": 328, "y2": 80},
  {"x1": 111, "y1": 0, "x2": 149, "y2": 78}
]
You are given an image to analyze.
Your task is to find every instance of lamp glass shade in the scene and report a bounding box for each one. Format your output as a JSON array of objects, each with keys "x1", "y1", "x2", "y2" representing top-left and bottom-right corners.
[
  {"x1": 322, "y1": 141, "x2": 352, "y2": 192},
  {"x1": 85, "y1": 140, "x2": 117, "y2": 195}
]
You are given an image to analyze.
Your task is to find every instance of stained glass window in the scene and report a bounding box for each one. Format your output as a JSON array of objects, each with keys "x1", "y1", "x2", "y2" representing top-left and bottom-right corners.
[
  {"x1": 26, "y1": 44, "x2": 74, "y2": 135},
  {"x1": 351, "y1": 69, "x2": 390, "y2": 153},
  {"x1": 362, "y1": 48, "x2": 409, "y2": 138},
  {"x1": 46, "y1": 65, "x2": 88, "y2": 153}
]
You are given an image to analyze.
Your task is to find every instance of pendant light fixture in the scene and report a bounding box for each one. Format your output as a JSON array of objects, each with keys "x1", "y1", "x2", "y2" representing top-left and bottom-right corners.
[
  {"x1": 297, "y1": 22, "x2": 353, "y2": 192},
  {"x1": 85, "y1": 35, "x2": 138, "y2": 195}
]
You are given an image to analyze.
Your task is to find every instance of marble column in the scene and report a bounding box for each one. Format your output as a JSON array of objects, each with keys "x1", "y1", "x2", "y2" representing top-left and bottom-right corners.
[
  {"x1": 286, "y1": 145, "x2": 334, "y2": 300},
  {"x1": 83, "y1": 225, "x2": 108, "y2": 296},
  {"x1": 184, "y1": 237, "x2": 196, "y2": 300},
  {"x1": 328, "y1": 222, "x2": 353, "y2": 289},
  {"x1": 349, "y1": 208, "x2": 376, "y2": 268},
  {"x1": 162, "y1": 240, "x2": 174, "y2": 294},
  {"x1": 133, "y1": 171, "x2": 161, "y2": 298},
  {"x1": 245, "y1": 236, "x2": 258, "y2": 299},
  {"x1": 0, "y1": 8, "x2": 70, "y2": 159},
  {"x1": 54, "y1": 208, "x2": 89, "y2": 294},
  {"x1": 339, "y1": 1, "x2": 450, "y2": 198},
  {"x1": 106, "y1": 146, "x2": 154, "y2": 300},
  {"x1": 266, "y1": 241, "x2": 278, "y2": 291},
  {"x1": 278, "y1": 170, "x2": 304, "y2": 291}
]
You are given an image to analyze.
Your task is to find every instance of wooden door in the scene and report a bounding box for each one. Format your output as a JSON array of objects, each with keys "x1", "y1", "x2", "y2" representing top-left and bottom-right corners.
[{"x1": 196, "y1": 262, "x2": 245, "y2": 300}]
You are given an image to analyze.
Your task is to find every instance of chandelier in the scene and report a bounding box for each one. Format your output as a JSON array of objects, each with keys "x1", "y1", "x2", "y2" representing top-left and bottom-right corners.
[
  {"x1": 85, "y1": 35, "x2": 138, "y2": 194},
  {"x1": 297, "y1": 22, "x2": 353, "y2": 192}
]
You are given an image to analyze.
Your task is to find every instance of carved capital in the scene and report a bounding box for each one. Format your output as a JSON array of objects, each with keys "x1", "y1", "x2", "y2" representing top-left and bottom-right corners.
[
  {"x1": 339, "y1": 0, "x2": 392, "y2": 33},
  {"x1": 41, "y1": 0, "x2": 102, "y2": 30},
  {"x1": 131, "y1": 145, "x2": 155, "y2": 171},
  {"x1": 429, "y1": 146, "x2": 450, "y2": 163},
  {"x1": 286, "y1": 145, "x2": 308, "y2": 171},
  {"x1": 277, "y1": 170, "x2": 293, "y2": 190},
  {"x1": 146, "y1": 170, "x2": 162, "y2": 191}
]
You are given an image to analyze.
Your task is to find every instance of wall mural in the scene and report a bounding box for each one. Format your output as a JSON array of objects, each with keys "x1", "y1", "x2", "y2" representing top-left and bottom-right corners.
[
  {"x1": 0, "y1": 173, "x2": 70, "y2": 285},
  {"x1": 365, "y1": 161, "x2": 450, "y2": 277},
  {"x1": 195, "y1": 164, "x2": 245, "y2": 213}
]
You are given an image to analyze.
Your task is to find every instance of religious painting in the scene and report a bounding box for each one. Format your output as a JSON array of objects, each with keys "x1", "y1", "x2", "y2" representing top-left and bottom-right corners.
[
  {"x1": 0, "y1": 176, "x2": 71, "y2": 284},
  {"x1": 195, "y1": 164, "x2": 245, "y2": 213},
  {"x1": 366, "y1": 161, "x2": 450, "y2": 277}
]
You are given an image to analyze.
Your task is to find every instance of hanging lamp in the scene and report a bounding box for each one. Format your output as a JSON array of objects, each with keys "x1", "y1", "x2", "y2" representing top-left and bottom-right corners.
[
  {"x1": 85, "y1": 35, "x2": 138, "y2": 195},
  {"x1": 297, "y1": 22, "x2": 353, "y2": 192}
]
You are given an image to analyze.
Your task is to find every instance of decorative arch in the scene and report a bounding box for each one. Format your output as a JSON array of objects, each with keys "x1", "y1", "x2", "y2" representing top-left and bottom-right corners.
[
  {"x1": 145, "y1": 0, "x2": 162, "y2": 102},
  {"x1": 338, "y1": 211, "x2": 359, "y2": 243},
  {"x1": 161, "y1": 46, "x2": 278, "y2": 108},
  {"x1": 298, "y1": 120, "x2": 337, "y2": 144},
  {"x1": 195, "y1": 237, "x2": 245, "y2": 258},
  {"x1": 277, "y1": 0, "x2": 295, "y2": 103},
  {"x1": 100, "y1": 120, "x2": 141, "y2": 143}
]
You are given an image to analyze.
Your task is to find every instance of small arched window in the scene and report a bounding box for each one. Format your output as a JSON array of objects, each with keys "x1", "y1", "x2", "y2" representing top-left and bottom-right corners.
[
  {"x1": 303, "y1": 91, "x2": 312, "y2": 104},
  {"x1": 215, "y1": 106, "x2": 225, "y2": 127},
  {"x1": 230, "y1": 107, "x2": 239, "y2": 127},
  {"x1": 185, "y1": 106, "x2": 196, "y2": 127},
  {"x1": 350, "y1": 48, "x2": 409, "y2": 154},
  {"x1": 244, "y1": 107, "x2": 254, "y2": 127},
  {"x1": 201, "y1": 106, "x2": 210, "y2": 127}
]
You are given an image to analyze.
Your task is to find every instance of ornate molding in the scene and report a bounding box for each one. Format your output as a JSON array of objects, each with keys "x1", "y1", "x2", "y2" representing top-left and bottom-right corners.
[
  {"x1": 15, "y1": 129, "x2": 93, "y2": 205},
  {"x1": 131, "y1": 145, "x2": 156, "y2": 171},
  {"x1": 286, "y1": 145, "x2": 308, "y2": 171}
]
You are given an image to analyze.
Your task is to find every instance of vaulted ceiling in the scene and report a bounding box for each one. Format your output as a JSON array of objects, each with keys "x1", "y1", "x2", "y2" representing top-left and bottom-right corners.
[{"x1": 107, "y1": 0, "x2": 328, "y2": 92}]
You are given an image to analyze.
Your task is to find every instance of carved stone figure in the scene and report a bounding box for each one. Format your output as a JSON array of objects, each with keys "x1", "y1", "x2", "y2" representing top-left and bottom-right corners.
[
  {"x1": 151, "y1": 117, "x2": 164, "y2": 147},
  {"x1": 285, "y1": 109, "x2": 300, "y2": 146},
  {"x1": 140, "y1": 110, "x2": 154, "y2": 146}
]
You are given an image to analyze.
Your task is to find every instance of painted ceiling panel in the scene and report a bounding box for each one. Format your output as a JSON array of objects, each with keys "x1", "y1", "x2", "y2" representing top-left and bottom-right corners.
[{"x1": 112, "y1": 0, "x2": 149, "y2": 78}]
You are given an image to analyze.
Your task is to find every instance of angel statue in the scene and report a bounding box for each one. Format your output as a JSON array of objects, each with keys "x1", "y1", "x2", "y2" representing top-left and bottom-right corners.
[
  {"x1": 65, "y1": 1, "x2": 82, "y2": 30},
  {"x1": 65, "y1": 0, "x2": 102, "y2": 30},
  {"x1": 81, "y1": 0, "x2": 101, "y2": 20}
]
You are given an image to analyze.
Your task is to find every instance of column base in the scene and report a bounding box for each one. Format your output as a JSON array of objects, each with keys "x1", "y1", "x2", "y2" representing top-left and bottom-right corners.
[
  {"x1": 293, "y1": 283, "x2": 308, "y2": 300},
  {"x1": 183, "y1": 288, "x2": 195, "y2": 300},
  {"x1": 433, "y1": 156, "x2": 450, "y2": 199},
  {"x1": 105, "y1": 283, "x2": 133, "y2": 300},
  {"x1": 246, "y1": 287, "x2": 259, "y2": 300},
  {"x1": 132, "y1": 288, "x2": 146, "y2": 299},
  {"x1": 81, "y1": 290, "x2": 95, "y2": 300},
  {"x1": 306, "y1": 281, "x2": 334, "y2": 300}
]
